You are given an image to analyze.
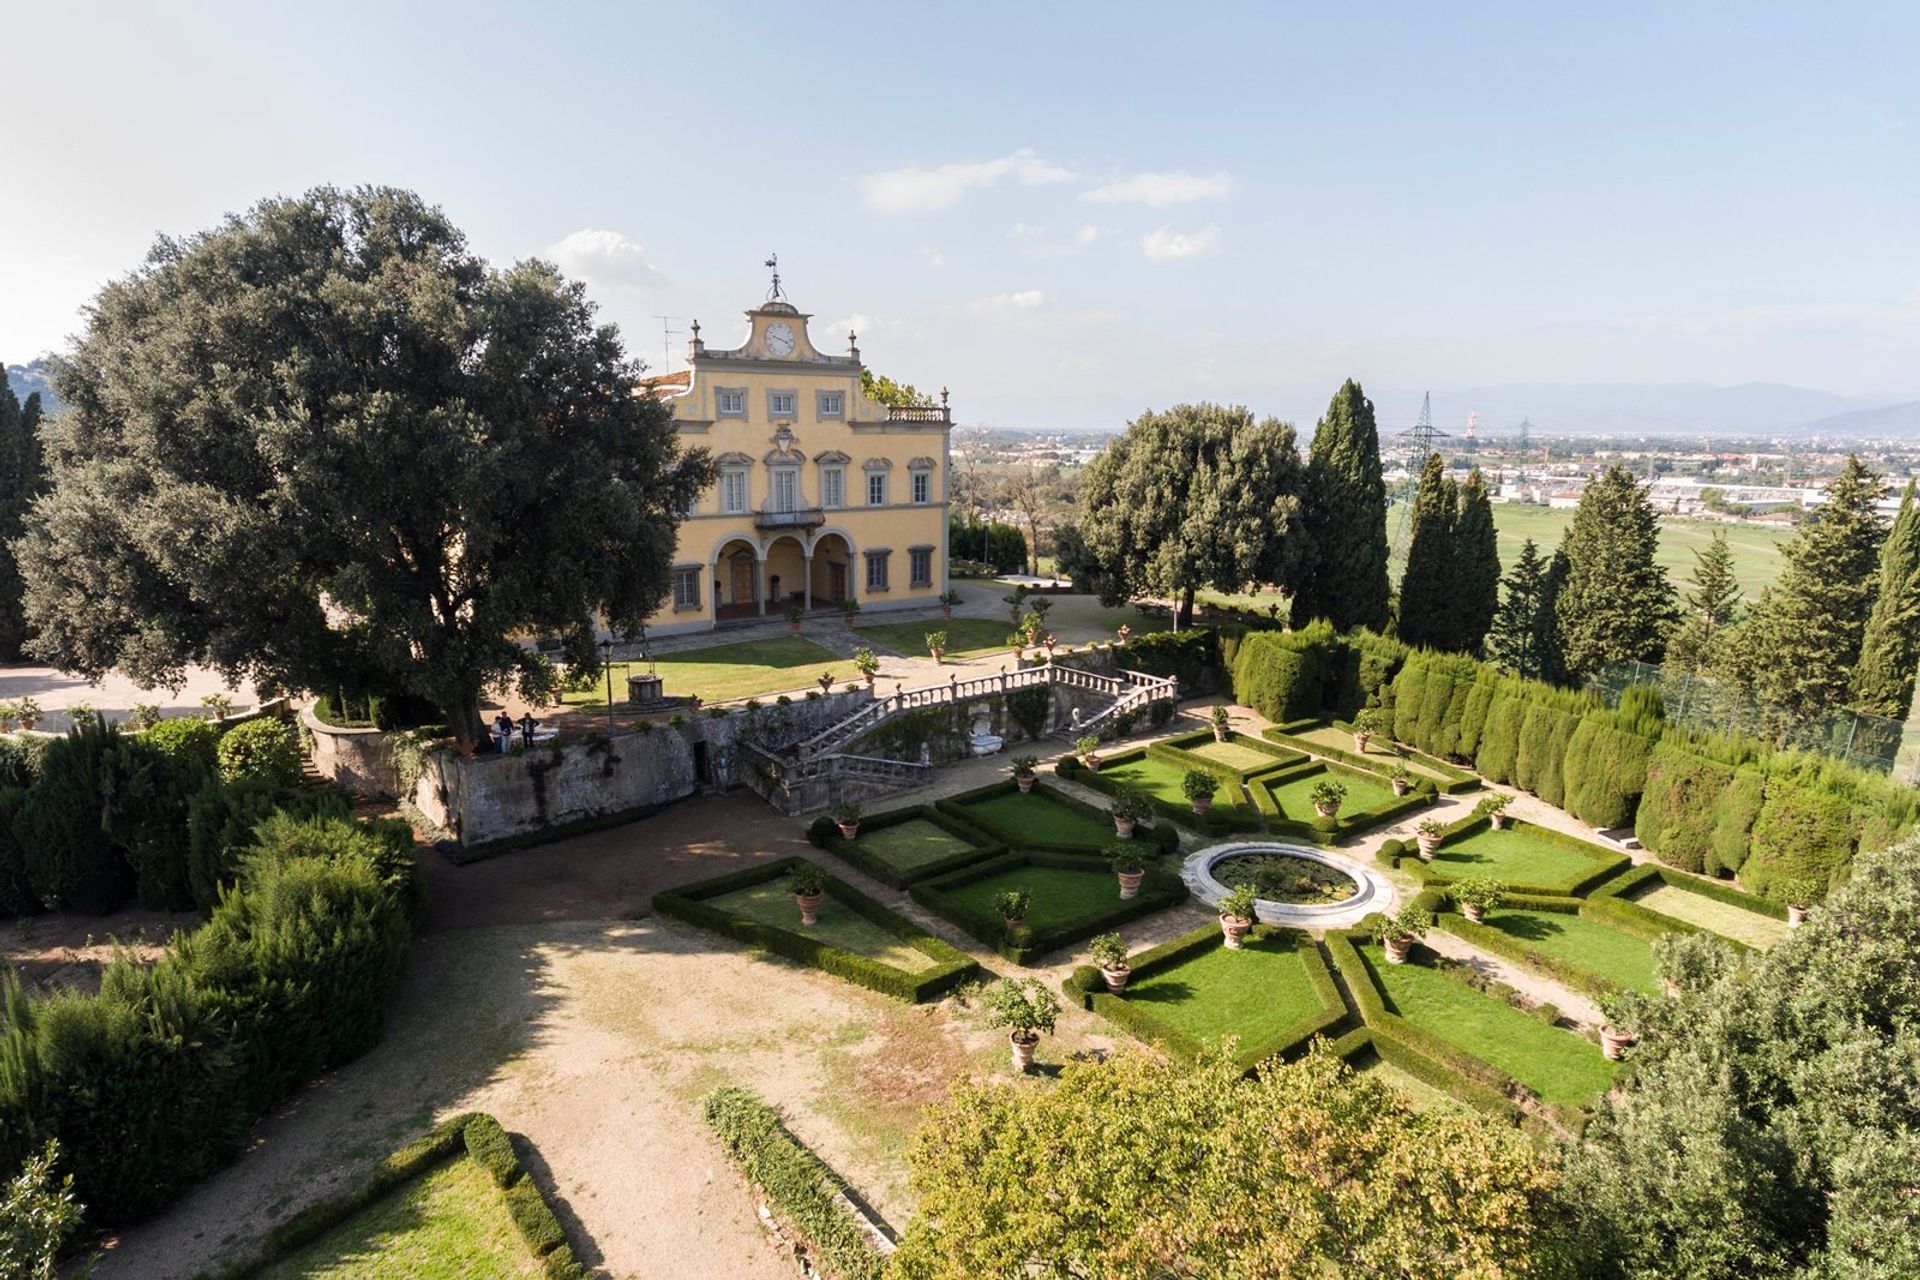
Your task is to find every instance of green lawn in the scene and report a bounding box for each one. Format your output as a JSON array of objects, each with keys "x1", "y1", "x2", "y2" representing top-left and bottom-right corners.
[
  {"x1": 1102, "y1": 754, "x2": 1252, "y2": 813},
  {"x1": 562, "y1": 636, "x2": 861, "y2": 706},
  {"x1": 955, "y1": 789, "x2": 1160, "y2": 856},
  {"x1": 1263, "y1": 767, "x2": 1397, "y2": 823},
  {"x1": 1357, "y1": 944, "x2": 1616, "y2": 1108},
  {"x1": 1630, "y1": 882, "x2": 1789, "y2": 949},
  {"x1": 941, "y1": 865, "x2": 1126, "y2": 935},
  {"x1": 858, "y1": 616, "x2": 1014, "y2": 660},
  {"x1": 257, "y1": 1156, "x2": 542, "y2": 1279},
  {"x1": 1185, "y1": 735, "x2": 1289, "y2": 773},
  {"x1": 1287, "y1": 725, "x2": 1455, "y2": 782},
  {"x1": 1478, "y1": 503, "x2": 1791, "y2": 598},
  {"x1": 708, "y1": 882, "x2": 936, "y2": 972},
  {"x1": 1430, "y1": 827, "x2": 1613, "y2": 888},
  {"x1": 1123, "y1": 933, "x2": 1327, "y2": 1050},
  {"x1": 1469, "y1": 907, "x2": 1660, "y2": 993},
  {"x1": 1350, "y1": 1050, "x2": 1469, "y2": 1114},
  {"x1": 848, "y1": 819, "x2": 983, "y2": 874}
]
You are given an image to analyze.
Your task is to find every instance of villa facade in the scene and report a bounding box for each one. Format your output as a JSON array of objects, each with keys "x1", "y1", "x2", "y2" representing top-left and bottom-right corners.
[{"x1": 637, "y1": 289, "x2": 951, "y2": 635}]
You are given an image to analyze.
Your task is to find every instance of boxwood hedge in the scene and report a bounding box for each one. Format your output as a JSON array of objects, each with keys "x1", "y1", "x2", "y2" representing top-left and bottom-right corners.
[{"x1": 910, "y1": 849, "x2": 1189, "y2": 965}]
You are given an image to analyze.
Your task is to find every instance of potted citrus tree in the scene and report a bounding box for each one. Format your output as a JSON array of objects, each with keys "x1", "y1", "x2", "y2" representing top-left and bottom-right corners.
[
  {"x1": 926, "y1": 630, "x2": 947, "y2": 664},
  {"x1": 1311, "y1": 778, "x2": 1347, "y2": 820},
  {"x1": 1089, "y1": 932, "x2": 1132, "y2": 993},
  {"x1": 1372, "y1": 902, "x2": 1432, "y2": 965},
  {"x1": 199, "y1": 693, "x2": 232, "y2": 722},
  {"x1": 1478, "y1": 793, "x2": 1512, "y2": 830},
  {"x1": 1389, "y1": 763, "x2": 1412, "y2": 797},
  {"x1": 1075, "y1": 734, "x2": 1103, "y2": 771},
  {"x1": 786, "y1": 603, "x2": 806, "y2": 633},
  {"x1": 0, "y1": 701, "x2": 15, "y2": 733},
  {"x1": 1453, "y1": 877, "x2": 1504, "y2": 925},
  {"x1": 1115, "y1": 623, "x2": 1131, "y2": 646},
  {"x1": 131, "y1": 701, "x2": 162, "y2": 731},
  {"x1": 1110, "y1": 789, "x2": 1152, "y2": 839},
  {"x1": 1183, "y1": 769, "x2": 1220, "y2": 815},
  {"x1": 1107, "y1": 843, "x2": 1146, "y2": 900},
  {"x1": 1351, "y1": 709, "x2": 1380, "y2": 753},
  {"x1": 1415, "y1": 818, "x2": 1446, "y2": 860},
  {"x1": 1011, "y1": 754, "x2": 1039, "y2": 793},
  {"x1": 983, "y1": 977, "x2": 1059, "y2": 1073},
  {"x1": 1209, "y1": 704, "x2": 1231, "y2": 743},
  {"x1": 1597, "y1": 990, "x2": 1644, "y2": 1061},
  {"x1": 939, "y1": 589, "x2": 961, "y2": 619},
  {"x1": 1772, "y1": 876, "x2": 1822, "y2": 928},
  {"x1": 15, "y1": 698, "x2": 42, "y2": 731},
  {"x1": 791, "y1": 863, "x2": 828, "y2": 927},
  {"x1": 840, "y1": 597, "x2": 861, "y2": 629},
  {"x1": 829, "y1": 800, "x2": 863, "y2": 840},
  {"x1": 1218, "y1": 882, "x2": 1259, "y2": 950},
  {"x1": 995, "y1": 888, "x2": 1031, "y2": 932},
  {"x1": 853, "y1": 646, "x2": 881, "y2": 686}
]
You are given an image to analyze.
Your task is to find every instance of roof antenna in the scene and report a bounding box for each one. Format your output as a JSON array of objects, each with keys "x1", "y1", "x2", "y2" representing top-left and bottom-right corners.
[{"x1": 765, "y1": 253, "x2": 785, "y2": 303}]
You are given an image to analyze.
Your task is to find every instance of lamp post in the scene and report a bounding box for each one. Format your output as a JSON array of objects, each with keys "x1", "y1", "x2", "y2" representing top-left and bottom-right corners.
[{"x1": 600, "y1": 637, "x2": 616, "y2": 736}]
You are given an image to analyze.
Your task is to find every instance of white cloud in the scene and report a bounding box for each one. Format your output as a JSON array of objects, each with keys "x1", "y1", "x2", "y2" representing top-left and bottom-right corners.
[
  {"x1": 1142, "y1": 225, "x2": 1222, "y2": 261},
  {"x1": 546, "y1": 228, "x2": 666, "y2": 288},
  {"x1": 857, "y1": 149, "x2": 1075, "y2": 214},
  {"x1": 1007, "y1": 223, "x2": 1109, "y2": 258},
  {"x1": 970, "y1": 290, "x2": 1048, "y2": 313},
  {"x1": 1083, "y1": 171, "x2": 1234, "y2": 207}
]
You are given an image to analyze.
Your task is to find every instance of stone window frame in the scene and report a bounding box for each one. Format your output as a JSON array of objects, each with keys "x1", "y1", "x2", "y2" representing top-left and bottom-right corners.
[
  {"x1": 908, "y1": 545, "x2": 934, "y2": 588},
  {"x1": 816, "y1": 389, "x2": 845, "y2": 420},
  {"x1": 716, "y1": 387, "x2": 747, "y2": 418},
  {"x1": 671, "y1": 565, "x2": 703, "y2": 611},
  {"x1": 768, "y1": 462, "x2": 804, "y2": 513},
  {"x1": 864, "y1": 548, "x2": 892, "y2": 593},
  {"x1": 766, "y1": 388, "x2": 799, "y2": 420}
]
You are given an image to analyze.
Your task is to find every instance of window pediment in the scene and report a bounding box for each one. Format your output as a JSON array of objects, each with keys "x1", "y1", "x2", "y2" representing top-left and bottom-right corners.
[
  {"x1": 907, "y1": 456, "x2": 937, "y2": 471},
  {"x1": 862, "y1": 457, "x2": 894, "y2": 472},
  {"x1": 814, "y1": 449, "x2": 852, "y2": 466},
  {"x1": 715, "y1": 451, "x2": 754, "y2": 467}
]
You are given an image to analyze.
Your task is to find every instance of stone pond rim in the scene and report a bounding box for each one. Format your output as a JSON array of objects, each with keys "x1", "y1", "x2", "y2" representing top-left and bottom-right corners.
[{"x1": 1179, "y1": 840, "x2": 1396, "y2": 928}]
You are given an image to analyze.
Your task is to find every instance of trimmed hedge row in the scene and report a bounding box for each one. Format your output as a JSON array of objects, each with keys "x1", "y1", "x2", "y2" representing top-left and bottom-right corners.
[
  {"x1": 1111, "y1": 628, "x2": 1223, "y2": 696},
  {"x1": 1327, "y1": 1027, "x2": 1527, "y2": 1129},
  {"x1": 653, "y1": 857, "x2": 979, "y2": 1002},
  {"x1": 1263, "y1": 717, "x2": 1477, "y2": 794},
  {"x1": 1062, "y1": 922, "x2": 1346, "y2": 1072},
  {"x1": 910, "y1": 849, "x2": 1189, "y2": 966},
  {"x1": 1590, "y1": 863, "x2": 1786, "y2": 938},
  {"x1": 1383, "y1": 815, "x2": 1631, "y2": 897},
  {"x1": 1429, "y1": 892, "x2": 1686, "y2": 997},
  {"x1": 1245, "y1": 760, "x2": 1432, "y2": 846},
  {"x1": 1324, "y1": 930, "x2": 1588, "y2": 1135},
  {"x1": 1065, "y1": 744, "x2": 1260, "y2": 837},
  {"x1": 938, "y1": 778, "x2": 1180, "y2": 857},
  {"x1": 814, "y1": 804, "x2": 1004, "y2": 889},
  {"x1": 701, "y1": 1086, "x2": 885, "y2": 1280}
]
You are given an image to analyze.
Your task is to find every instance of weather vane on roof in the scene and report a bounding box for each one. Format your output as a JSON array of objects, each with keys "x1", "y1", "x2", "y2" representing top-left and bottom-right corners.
[{"x1": 765, "y1": 253, "x2": 785, "y2": 303}]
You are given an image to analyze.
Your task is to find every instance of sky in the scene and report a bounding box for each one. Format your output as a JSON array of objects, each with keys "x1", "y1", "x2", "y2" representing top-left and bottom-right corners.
[{"x1": 3, "y1": 2, "x2": 1918, "y2": 432}]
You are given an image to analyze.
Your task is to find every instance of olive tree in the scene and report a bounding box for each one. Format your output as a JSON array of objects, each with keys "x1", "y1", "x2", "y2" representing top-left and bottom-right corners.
[{"x1": 15, "y1": 186, "x2": 710, "y2": 747}]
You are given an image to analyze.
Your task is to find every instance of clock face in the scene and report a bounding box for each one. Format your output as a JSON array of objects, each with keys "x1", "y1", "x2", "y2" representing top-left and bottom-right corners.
[{"x1": 765, "y1": 322, "x2": 796, "y2": 356}]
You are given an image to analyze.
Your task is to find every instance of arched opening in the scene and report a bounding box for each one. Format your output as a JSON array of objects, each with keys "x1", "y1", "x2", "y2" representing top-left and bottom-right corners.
[
  {"x1": 811, "y1": 532, "x2": 853, "y2": 608},
  {"x1": 714, "y1": 537, "x2": 761, "y2": 623},
  {"x1": 765, "y1": 534, "x2": 807, "y2": 613}
]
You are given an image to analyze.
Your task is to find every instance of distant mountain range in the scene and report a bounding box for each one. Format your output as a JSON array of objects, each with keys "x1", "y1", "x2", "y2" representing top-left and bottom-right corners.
[
  {"x1": 1416, "y1": 382, "x2": 1920, "y2": 440},
  {"x1": 3, "y1": 358, "x2": 60, "y2": 412}
]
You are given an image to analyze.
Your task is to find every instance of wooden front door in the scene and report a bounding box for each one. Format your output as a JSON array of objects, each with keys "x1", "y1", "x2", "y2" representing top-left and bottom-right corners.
[
  {"x1": 730, "y1": 556, "x2": 754, "y2": 605},
  {"x1": 828, "y1": 561, "x2": 847, "y2": 602}
]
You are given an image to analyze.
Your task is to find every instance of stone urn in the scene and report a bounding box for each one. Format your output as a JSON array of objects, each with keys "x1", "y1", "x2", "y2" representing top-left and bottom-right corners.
[
  {"x1": 1081, "y1": 753, "x2": 1101, "y2": 772},
  {"x1": 1416, "y1": 831, "x2": 1441, "y2": 860},
  {"x1": 1213, "y1": 725, "x2": 1229, "y2": 743},
  {"x1": 1115, "y1": 868, "x2": 1145, "y2": 900},
  {"x1": 1101, "y1": 964, "x2": 1131, "y2": 994},
  {"x1": 1786, "y1": 904, "x2": 1810, "y2": 928},
  {"x1": 1219, "y1": 913, "x2": 1253, "y2": 950},
  {"x1": 1384, "y1": 934, "x2": 1414, "y2": 964},
  {"x1": 1314, "y1": 801, "x2": 1340, "y2": 820},
  {"x1": 1191, "y1": 795, "x2": 1213, "y2": 816},
  {"x1": 1461, "y1": 902, "x2": 1485, "y2": 925},
  {"x1": 1113, "y1": 815, "x2": 1135, "y2": 839},
  {"x1": 930, "y1": 647, "x2": 945, "y2": 664},
  {"x1": 796, "y1": 891, "x2": 825, "y2": 927},
  {"x1": 1489, "y1": 812, "x2": 1509, "y2": 831},
  {"x1": 1016, "y1": 772, "x2": 1035, "y2": 793},
  {"x1": 1354, "y1": 731, "x2": 1372, "y2": 754},
  {"x1": 1009, "y1": 1031, "x2": 1039, "y2": 1072},
  {"x1": 836, "y1": 820, "x2": 860, "y2": 840},
  {"x1": 1391, "y1": 778, "x2": 1410, "y2": 796},
  {"x1": 1601, "y1": 1027, "x2": 1638, "y2": 1061}
]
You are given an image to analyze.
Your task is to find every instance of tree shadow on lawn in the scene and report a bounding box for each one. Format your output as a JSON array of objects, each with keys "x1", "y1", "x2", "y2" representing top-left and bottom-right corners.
[
  {"x1": 1484, "y1": 911, "x2": 1568, "y2": 943},
  {"x1": 1125, "y1": 979, "x2": 1198, "y2": 1007}
]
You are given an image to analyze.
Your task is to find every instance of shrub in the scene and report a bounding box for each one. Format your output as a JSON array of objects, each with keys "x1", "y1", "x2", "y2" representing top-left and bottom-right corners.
[
  {"x1": 215, "y1": 717, "x2": 302, "y2": 788},
  {"x1": 981, "y1": 977, "x2": 1060, "y2": 1039},
  {"x1": 1560, "y1": 716, "x2": 1656, "y2": 830},
  {"x1": 806, "y1": 816, "x2": 836, "y2": 848},
  {"x1": 1710, "y1": 766, "x2": 1767, "y2": 876},
  {"x1": 1633, "y1": 743, "x2": 1733, "y2": 874},
  {"x1": 1743, "y1": 773, "x2": 1855, "y2": 900},
  {"x1": 1231, "y1": 627, "x2": 1331, "y2": 721},
  {"x1": 13, "y1": 721, "x2": 138, "y2": 914},
  {"x1": 1181, "y1": 769, "x2": 1219, "y2": 802},
  {"x1": 1475, "y1": 692, "x2": 1526, "y2": 784},
  {"x1": 187, "y1": 778, "x2": 350, "y2": 914},
  {"x1": 1006, "y1": 685, "x2": 1051, "y2": 740},
  {"x1": 1116, "y1": 628, "x2": 1221, "y2": 694},
  {"x1": 462, "y1": 1113, "x2": 522, "y2": 1188},
  {"x1": 141, "y1": 716, "x2": 221, "y2": 776},
  {"x1": 0, "y1": 1140, "x2": 80, "y2": 1280}
]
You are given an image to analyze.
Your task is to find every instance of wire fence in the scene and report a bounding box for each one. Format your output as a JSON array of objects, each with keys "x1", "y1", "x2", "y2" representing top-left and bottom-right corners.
[{"x1": 1589, "y1": 660, "x2": 1920, "y2": 785}]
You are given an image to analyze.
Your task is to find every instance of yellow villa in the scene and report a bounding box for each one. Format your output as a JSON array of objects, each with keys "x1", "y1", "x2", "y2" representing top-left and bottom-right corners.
[{"x1": 637, "y1": 277, "x2": 952, "y2": 635}]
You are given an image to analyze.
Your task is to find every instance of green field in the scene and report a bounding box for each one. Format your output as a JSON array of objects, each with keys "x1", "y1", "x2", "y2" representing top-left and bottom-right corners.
[
  {"x1": 858, "y1": 616, "x2": 1014, "y2": 660},
  {"x1": 1478, "y1": 503, "x2": 1789, "y2": 597},
  {"x1": 1286, "y1": 725, "x2": 1455, "y2": 782},
  {"x1": 1122, "y1": 933, "x2": 1327, "y2": 1050},
  {"x1": 257, "y1": 1156, "x2": 542, "y2": 1279},
  {"x1": 564, "y1": 636, "x2": 861, "y2": 706},
  {"x1": 846, "y1": 819, "x2": 983, "y2": 875},
  {"x1": 1102, "y1": 754, "x2": 1253, "y2": 813},
  {"x1": 1470, "y1": 907, "x2": 1660, "y2": 993},
  {"x1": 1185, "y1": 735, "x2": 1290, "y2": 773},
  {"x1": 940, "y1": 864, "x2": 1125, "y2": 935},
  {"x1": 954, "y1": 789, "x2": 1160, "y2": 856},
  {"x1": 1357, "y1": 944, "x2": 1616, "y2": 1108},
  {"x1": 1630, "y1": 882, "x2": 1789, "y2": 949},
  {"x1": 1430, "y1": 827, "x2": 1614, "y2": 888},
  {"x1": 1263, "y1": 767, "x2": 1397, "y2": 823},
  {"x1": 708, "y1": 882, "x2": 936, "y2": 972}
]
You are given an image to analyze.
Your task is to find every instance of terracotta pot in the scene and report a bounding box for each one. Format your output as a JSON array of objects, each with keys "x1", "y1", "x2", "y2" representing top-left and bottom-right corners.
[
  {"x1": 843, "y1": 615, "x2": 856, "y2": 630},
  {"x1": 1113, "y1": 816, "x2": 1135, "y2": 839},
  {"x1": 836, "y1": 821, "x2": 860, "y2": 839},
  {"x1": 1391, "y1": 779, "x2": 1410, "y2": 796},
  {"x1": 1101, "y1": 964, "x2": 1131, "y2": 994},
  {"x1": 796, "y1": 892, "x2": 824, "y2": 926},
  {"x1": 790, "y1": 621, "x2": 802, "y2": 633},
  {"x1": 931, "y1": 648, "x2": 945, "y2": 663},
  {"x1": 1191, "y1": 794, "x2": 1213, "y2": 815},
  {"x1": 1009, "y1": 1031, "x2": 1039, "y2": 1072},
  {"x1": 943, "y1": 606, "x2": 953, "y2": 618},
  {"x1": 1416, "y1": 832, "x2": 1441, "y2": 860},
  {"x1": 0, "y1": 721, "x2": 12, "y2": 734},
  {"x1": 1115, "y1": 868, "x2": 1144, "y2": 899},
  {"x1": 19, "y1": 720, "x2": 36, "y2": 732},
  {"x1": 1212, "y1": 725, "x2": 1229, "y2": 743},
  {"x1": 1015, "y1": 773, "x2": 1035, "y2": 793},
  {"x1": 1384, "y1": 935, "x2": 1413, "y2": 964},
  {"x1": 1354, "y1": 733, "x2": 1371, "y2": 753},
  {"x1": 1081, "y1": 754, "x2": 1100, "y2": 772},
  {"x1": 1461, "y1": 902, "x2": 1485, "y2": 924},
  {"x1": 1002, "y1": 915, "x2": 1026, "y2": 932},
  {"x1": 1314, "y1": 802, "x2": 1340, "y2": 820},
  {"x1": 1220, "y1": 913, "x2": 1253, "y2": 949},
  {"x1": 864, "y1": 672, "x2": 876, "y2": 686},
  {"x1": 1662, "y1": 976, "x2": 1681, "y2": 999},
  {"x1": 1786, "y1": 904, "x2": 1809, "y2": 928},
  {"x1": 1489, "y1": 813, "x2": 1508, "y2": 830},
  {"x1": 1601, "y1": 1027, "x2": 1637, "y2": 1061}
]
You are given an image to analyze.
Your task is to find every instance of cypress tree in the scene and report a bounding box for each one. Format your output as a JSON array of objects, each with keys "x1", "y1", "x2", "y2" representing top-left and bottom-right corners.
[
  {"x1": 1396, "y1": 453, "x2": 1457, "y2": 649},
  {"x1": 1488, "y1": 537, "x2": 1553, "y2": 678},
  {"x1": 0, "y1": 372, "x2": 45, "y2": 660},
  {"x1": 1850, "y1": 479, "x2": 1920, "y2": 718},
  {"x1": 1449, "y1": 468, "x2": 1500, "y2": 654},
  {"x1": 1290, "y1": 380, "x2": 1391, "y2": 631},
  {"x1": 1555, "y1": 465, "x2": 1677, "y2": 679},
  {"x1": 1666, "y1": 530, "x2": 1743, "y2": 672},
  {"x1": 1737, "y1": 455, "x2": 1886, "y2": 718}
]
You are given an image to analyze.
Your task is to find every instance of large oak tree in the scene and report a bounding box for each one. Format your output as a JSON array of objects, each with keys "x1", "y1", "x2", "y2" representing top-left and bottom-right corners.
[{"x1": 15, "y1": 187, "x2": 710, "y2": 746}]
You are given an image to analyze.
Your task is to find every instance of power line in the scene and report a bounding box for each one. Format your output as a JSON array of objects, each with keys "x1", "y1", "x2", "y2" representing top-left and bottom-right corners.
[{"x1": 1390, "y1": 392, "x2": 1450, "y2": 556}]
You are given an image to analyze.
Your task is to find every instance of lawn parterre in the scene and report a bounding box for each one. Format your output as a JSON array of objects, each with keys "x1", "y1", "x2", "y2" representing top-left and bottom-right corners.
[
  {"x1": 1063, "y1": 923, "x2": 1345, "y2": 1071},
  {"x1": 654, "y1": 857, "x2": 979, "y2": 1001},
  {"x1": 1247, "y1": 760, "x2": 1429, "y2": 843},
  {"x1": 911, "y1": 850, "x2": 1188, "y2": 965},
  {"x1": 561, "y1": 637, "x2": 861, "y2": 707},
  {"x1": 1386, "y1": 814, "x2": 1629, "y2": 896},
  {"x1": 857, "y1": 616, "x2": 1014, "y2": 660},
  {"x1": 1433, "y1": 895, "x2": 1674, "y2": 995},
  {"x1": 1592, "y1": 862, "x2": 1789, "y2": 950},
  {"x1": 1264, "y1": 718, "x2": 1481, "y2": 794},
  {"x1": 1062, "y1": 729, "x2": 1300, "y2": 835},
  {"x1": 815, "y1": 804, "x2": 1003, "y2": 888},
  {"x1": 938, "y1": 780, "x2": 1174, "y2": 858}
]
